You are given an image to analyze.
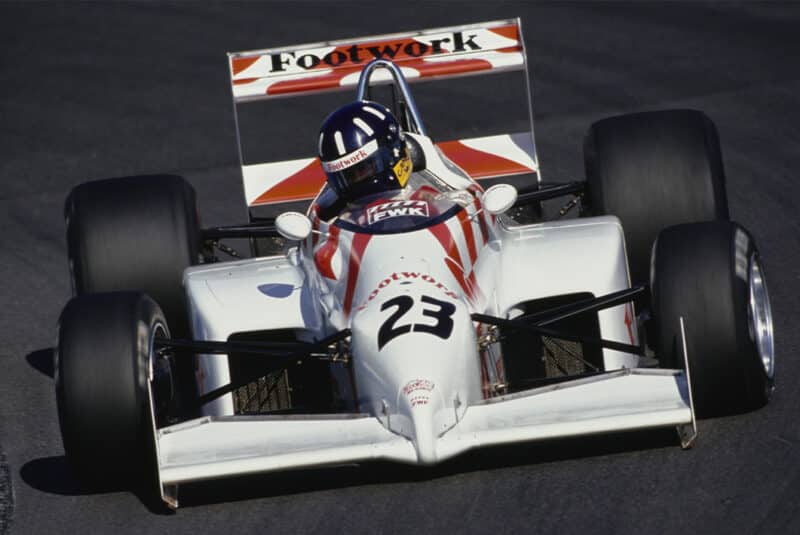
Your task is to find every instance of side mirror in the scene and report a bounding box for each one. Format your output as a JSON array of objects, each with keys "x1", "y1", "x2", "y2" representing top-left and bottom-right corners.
[
  {"x1": 275, "y1": 212, "x2": 312, "y2": 241},
  {"x1": 483, "y1": 184, "x2": 518, "y2": 215}
]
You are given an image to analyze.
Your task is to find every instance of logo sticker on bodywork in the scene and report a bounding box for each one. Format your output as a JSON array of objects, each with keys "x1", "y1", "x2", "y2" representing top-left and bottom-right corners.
[
  {"x1": 257, "y1": 283, "x2": 294, "y2": 298},
  {"x1": 355, "y1": 271, "x2": 459, "y2": 313},
  {"x1": 393, "y1": 153, "x2": 412, "y2": 186},
  {"x1": 403, "y1": 379, "x2": 435, "y2": 407},
  {"x1": 366, "y1": 200, "x2": 428, "y2": 225},
  {"x1": 260, "y1": 31, "x2": 484, "y2": 75}
]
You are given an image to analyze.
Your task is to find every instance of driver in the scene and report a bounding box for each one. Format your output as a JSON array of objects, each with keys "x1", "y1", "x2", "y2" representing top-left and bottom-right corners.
[{"x1": 317, "y1": 101, "x2": 413, "y2": 215}]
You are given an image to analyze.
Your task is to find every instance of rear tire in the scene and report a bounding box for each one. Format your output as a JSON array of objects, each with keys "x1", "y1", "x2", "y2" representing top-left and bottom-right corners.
[
  {"x1": 651, "y1": 221, "x2": 774, "y2": 418},
  {"x1": 56, "y1": 292, "x2": 168, "y2": 487},
  {"x1": 583, "y1": 109, "x2": 729, "y2": 286},
  {"x1": 65, "y1": 174, "x2": 201, "y2": 338}
]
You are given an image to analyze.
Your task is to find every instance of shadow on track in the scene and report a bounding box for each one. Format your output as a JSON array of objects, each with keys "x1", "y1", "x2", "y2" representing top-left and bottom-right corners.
[
  {"x1": 22, "y1": 348, "x2": 174, "y2": 515},
  {"x1": 20, "y1": 456, "x2": 175, "y2": 515},
  {"x1": 178, "y1": 427, "x2": 678, "y2": 508},
  {"x1": 26, "y1": 348, "x2": 54, "y2": 378},
  {"x1": 21, "y1": 427, "x2": 678, "y2": 512},
  {"x1": 20, "y1": 457, "x2": 88, "y2": 498}
]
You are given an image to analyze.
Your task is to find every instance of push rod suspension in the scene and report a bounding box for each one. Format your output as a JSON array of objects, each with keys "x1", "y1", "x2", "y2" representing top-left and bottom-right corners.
[{"x1": 513, "y1": 181, "x2": 585, "y2": 207}]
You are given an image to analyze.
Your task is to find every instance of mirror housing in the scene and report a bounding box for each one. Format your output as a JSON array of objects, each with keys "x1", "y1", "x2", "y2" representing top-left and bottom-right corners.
[
  {"x1": 275, "y1": 212, "x2": 312, "y2": 241},
  {"x1": 483, "y1": 184, "x2": 518, "y2": 215}
]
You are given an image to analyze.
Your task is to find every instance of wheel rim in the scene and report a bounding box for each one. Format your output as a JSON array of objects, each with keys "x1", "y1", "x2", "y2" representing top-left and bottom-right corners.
[
  {"x1": 748, "y1": 254, "x2": 775, "y2": 379},
  {"x1": 148, "y1": 323, "x2": 173, "y2": 419},
  {"x1": 148, "y1": 323, "x2": 167, "y2": 384}
]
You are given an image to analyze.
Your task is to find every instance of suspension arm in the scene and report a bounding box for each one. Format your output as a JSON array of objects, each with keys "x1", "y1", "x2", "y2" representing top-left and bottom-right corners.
[
  {"x1": 471, "y1": 286, "x2": 647, "y2": 356},
  {"x1": 513, "y1": 181, "x2": 585, "y2": 207},
  {"x1": 154, "y1": 329, "x2": 351, "y2": 358},
  {"x1": 472, "y1": 314, "x2": 644, "y2": 356},
  {"x1": 520, "y1": 285, "x2": 646, "y2": 326},
  {"x1": 155, "y1": 330, "x2": 351, "y2": 407},
  {"x1": 200, "y1": 220, "x2": 280, "y2": 240}
]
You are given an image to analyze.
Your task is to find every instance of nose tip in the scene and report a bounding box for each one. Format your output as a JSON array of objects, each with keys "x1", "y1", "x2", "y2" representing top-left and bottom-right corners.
[{"x1": 410, "y1": 405, "x2": 438, "y2": 464}]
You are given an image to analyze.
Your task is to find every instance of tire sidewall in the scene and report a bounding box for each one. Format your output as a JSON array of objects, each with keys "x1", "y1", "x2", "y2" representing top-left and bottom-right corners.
[{"x1": 732, "y1": 229, "x2": 772, "y2": 405}]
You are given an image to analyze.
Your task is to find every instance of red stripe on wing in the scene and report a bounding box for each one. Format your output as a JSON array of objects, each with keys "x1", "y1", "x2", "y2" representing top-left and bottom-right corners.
[
  {"x1": 489, "y1": 24, "x2": 520, "y2": 42},
  {"x1": 250, "y1": 159, "x2": 327, "y2": 206},
  {"x1": 266, "y1": 67, "x2": 361, "y2": 96},
  {"x1": 265, "y1": 57, "x2": 496, "y2": 97},
  {"x1": 415, "y1": 58, "x2": 493, "y2": 78},
  {"x1": 437, "y1": 140, "x2": 532, "y2": 179},
  {"x1": 231, "y1": 56, "x2": 261, "y2": 76}
]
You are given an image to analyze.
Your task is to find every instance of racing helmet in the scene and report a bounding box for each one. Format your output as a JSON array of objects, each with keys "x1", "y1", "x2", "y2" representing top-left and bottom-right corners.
[{"x1": 318, "y1": 101, "x2": 412, "y2": 201}]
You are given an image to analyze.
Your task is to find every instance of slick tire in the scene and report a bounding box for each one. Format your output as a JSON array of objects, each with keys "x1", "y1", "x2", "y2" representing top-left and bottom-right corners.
[
  {"x1": 65, "y1": 174, "x2": 201, "y2": 339},
  {"x1": 56, "y1": 292, "x2": 167, "y2": 487},
  {"x1": 66, "y1": 175, "x2": 200, "y2": 415},
  {"x1": 651, "y1": 221, "x2": 774, "y2": 418},
  {"x1": 583, "y1": 110, "x2": 729, "y2": 287}
]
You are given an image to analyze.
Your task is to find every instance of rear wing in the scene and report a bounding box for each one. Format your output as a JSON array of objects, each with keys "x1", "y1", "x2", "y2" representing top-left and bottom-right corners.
[{"x1": 227, "y1": 19, "x2": 539, "y2": 216}]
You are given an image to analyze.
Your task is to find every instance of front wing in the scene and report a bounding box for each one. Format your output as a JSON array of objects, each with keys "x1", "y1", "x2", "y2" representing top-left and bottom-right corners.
[{"x1": 155, "y1": 368, "x2": 694, "y2": 507}]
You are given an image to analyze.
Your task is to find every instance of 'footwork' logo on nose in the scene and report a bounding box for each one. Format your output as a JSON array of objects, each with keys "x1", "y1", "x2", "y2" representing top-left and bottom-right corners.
[{"x1": 403, "y1": 379, "x2": 435, "y2": 407}]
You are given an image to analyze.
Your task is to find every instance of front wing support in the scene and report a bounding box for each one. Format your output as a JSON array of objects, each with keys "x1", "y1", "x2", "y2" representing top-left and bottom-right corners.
[{"x1": 676, "y1": 316, "x2": 698, "y2": 448}]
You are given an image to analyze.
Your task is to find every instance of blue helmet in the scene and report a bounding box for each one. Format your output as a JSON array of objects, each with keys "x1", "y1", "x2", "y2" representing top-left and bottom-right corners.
[{"x1": 318, "y1": 101, "x2": 412, "y2": 201}]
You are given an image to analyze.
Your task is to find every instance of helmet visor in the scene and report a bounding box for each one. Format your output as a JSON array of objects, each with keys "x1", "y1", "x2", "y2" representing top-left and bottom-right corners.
[
  {"x1": 342, "y1": 153, "x2": 386, "y2": 184},
  {"x1": 323, "y1": 143, "x2": 395, "y2": 196}
]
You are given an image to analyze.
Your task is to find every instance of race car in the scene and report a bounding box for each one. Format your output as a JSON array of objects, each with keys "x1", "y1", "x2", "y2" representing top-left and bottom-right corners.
[{"x1": 54, "y1": 20, "x2": 775, "y2": 509}]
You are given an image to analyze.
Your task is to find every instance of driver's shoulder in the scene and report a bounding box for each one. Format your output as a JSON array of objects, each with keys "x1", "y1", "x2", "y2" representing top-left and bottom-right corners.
[{"x1": 315, "y1": 187, "x2": 347, "y2": 222}]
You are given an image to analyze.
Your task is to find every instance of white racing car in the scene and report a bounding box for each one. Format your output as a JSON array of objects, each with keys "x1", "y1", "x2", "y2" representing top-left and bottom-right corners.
[{"x1": 55, "y1": 20, "x2": 775, "y2": 508}]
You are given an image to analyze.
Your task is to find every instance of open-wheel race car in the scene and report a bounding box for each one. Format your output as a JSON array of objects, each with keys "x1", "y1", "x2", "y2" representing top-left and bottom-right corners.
[{"x1": 55, "y1": 20, "x2": 775, "y2": 508}]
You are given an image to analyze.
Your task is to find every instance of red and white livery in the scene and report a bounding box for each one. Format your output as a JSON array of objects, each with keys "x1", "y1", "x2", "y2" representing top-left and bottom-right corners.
[{"x1": 152, "y1": 20, "x2": 697, "y2": 505}]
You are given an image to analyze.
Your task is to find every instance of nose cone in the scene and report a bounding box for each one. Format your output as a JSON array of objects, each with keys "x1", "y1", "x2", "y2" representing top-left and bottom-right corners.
[
  {"x1": 410, "y1": 404, "x2": 438, "y2": 464},
  {"x1": 347, "y1": 268, "x2": 483, "y2": 464},
  {"x1": 395, "y1": 378, "x2": 450, "y2": 464}
]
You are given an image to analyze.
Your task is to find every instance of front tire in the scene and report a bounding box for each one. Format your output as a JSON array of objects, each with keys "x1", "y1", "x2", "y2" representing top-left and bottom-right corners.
[
  {"x1": 651, "y1": 221, "x2": 774, "y2": 418},
  {"x1": 56, "y1": 292, "x2": 169, "y2": 487}
]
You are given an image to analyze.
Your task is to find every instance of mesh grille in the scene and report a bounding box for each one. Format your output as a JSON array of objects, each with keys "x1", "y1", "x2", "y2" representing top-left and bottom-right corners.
[
  {"x1": 542, "y1": 336, "x2": 592, "y2": 377},
  {"x1": 228, "y1": 330, "x2": 295, "y2": 414},
  {"x1": 232, "y1": 369, "x2": 291, "y2": 414},
  {"x1": 500, "y1": 293, "x2": 604, "y2": 391}
]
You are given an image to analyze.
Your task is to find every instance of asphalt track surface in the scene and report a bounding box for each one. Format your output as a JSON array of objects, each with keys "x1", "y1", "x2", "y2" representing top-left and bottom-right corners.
[{"x1": 2, "y1": 2, "x2": 799, "y2": 534}]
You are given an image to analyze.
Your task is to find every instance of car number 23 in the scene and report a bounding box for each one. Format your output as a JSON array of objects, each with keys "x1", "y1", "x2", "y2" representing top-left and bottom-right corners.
[{"x1": 378, "y1": 295, "x2": 455, "y2": 350}]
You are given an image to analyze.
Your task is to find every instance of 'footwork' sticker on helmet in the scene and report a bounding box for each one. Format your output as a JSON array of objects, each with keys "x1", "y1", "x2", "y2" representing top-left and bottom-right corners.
[
  {"x1": 367, "y1": 200, "x2": 429, "y2": 225},
  {"x1": 321, "y1": 139, "x2": 379, "y2": 172}
]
